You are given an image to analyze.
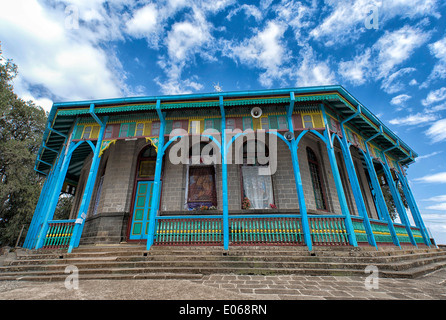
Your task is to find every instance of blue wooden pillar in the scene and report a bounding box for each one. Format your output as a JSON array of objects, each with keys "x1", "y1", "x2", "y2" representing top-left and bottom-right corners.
[
  {"x1": 68, "y1": 108, "x2": 108, "y2": 253},
  {"x1": 336, "y1": 108, "x2": 377, "y2": 248},
  {"x1": 25, "y1": 155, "x2": 60, "y2": 249},
  {"x1": 396, "y1": 165, "x2": 431, "y2": 246},
  {"x1": 320, "y1": 105, "x2": 357, "y2": 247},
  {"x1": 220, "y1": 96, "x2": 230, "y2": 250},
  {"x1": 363, "y1": 128, "x2": 401, "y2": 248},
  {"x1": 287, "y1": 92, "x2": 312, "y2": 251},
  {"x1": 35, "y1": 144, "x2": 71, "y2": 249},
  {"x1": 146, "y1": 100, "x2": 166, "y2": 250},
  {"x1": 30, "y1": 119, "x2": 81, "y2": 249},
  {"x1": 381, "y1": 148, "x2": 416, "y2": 247}
]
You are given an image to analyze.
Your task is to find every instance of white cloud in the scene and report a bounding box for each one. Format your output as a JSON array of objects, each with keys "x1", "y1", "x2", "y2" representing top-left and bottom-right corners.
[
  {"x1": 225, "y1": 20, "x2": 291, "y2": 87},
  {"x1": 294, "y1": 46, "x2": 336, "y2": 87},
  {"x1": 423, "y1": 194, "x2": 446, "y2": 202},
  {"x1": 273, "y1": 0, "x2": 317, "y2": 46},
  {"x1": 155, "y1": 8, "x2": 215, "y2": 94},
  {"x1": 426, "y1": 203, "x2": 446, "y2": 211},
  {"x1": 338, "y1": 48, "x2": 371, "y2": 86},
  {"x1": 0, "y1": 0, "x2": 128, "y2": 111},
  {"x1": 416, "y1": 151, "x2": 442, "y2": 161},
  {"x1": 425, "y1": 118, "x2": 446, "y2": 143},
  {"x1": 390, "y1": 94, "x2": 411, "y2": 106},
  {"x1": 125, "y1": 4, "x2": 158, "y2": 40},
  {"x1": 309, "y1": 0, "x2": 372, "y2": 46},
  {"x1": 421, "y1": 34, "x2": 446, "y2": 87},
  {"x1": 380, "y1": 67, "x2": 416, "y2": 94},
  {"x1": 422, "y1": 87, "x2": 446, "y2": 106},
  {"x1": 374, "y1": 25, "x2": 431, "y2": 79},
  {"x1": 226, "y1": 4, "x2": 263, "y2": 22},
  {"x1": 339, "y1": 25, "x2": 430, "y2": 87},
  {"x1": 424, "y1": 102, "x2": 446, "y2": 113},
  {"x1": 309, "y1": 0, "x2": 439, "y2": 47},
  {"x1": 388, "y1": 113, "x2": 438, "y2": 126},
  {"x1": 414, "y1": 171, "x2": 446, "y2": 183}
]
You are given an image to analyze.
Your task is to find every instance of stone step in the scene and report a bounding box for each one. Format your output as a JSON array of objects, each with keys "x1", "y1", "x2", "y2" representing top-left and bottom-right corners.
[
  {"x1": 3, "y1": 245, "x2": 444, "y2": 281},
  {"x1": 12, "y1": 247, "x2": 446, "y2": 266},
  {"x1": 0, "y1": 272, "x2": 204, "y2": 282},
  {"x1": 3, "y1": 254, "x2": 446, "y2": 275}
]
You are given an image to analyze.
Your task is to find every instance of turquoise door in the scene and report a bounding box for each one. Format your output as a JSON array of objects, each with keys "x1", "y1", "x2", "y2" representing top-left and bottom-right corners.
[{"x1": 129, "y1": 181, "x2": 154, "y2": 240}]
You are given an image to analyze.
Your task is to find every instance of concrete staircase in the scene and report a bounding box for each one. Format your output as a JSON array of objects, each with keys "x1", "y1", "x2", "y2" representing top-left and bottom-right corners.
[{"x1": 1, "y1": 244, "x2": 445, "y2": 282}]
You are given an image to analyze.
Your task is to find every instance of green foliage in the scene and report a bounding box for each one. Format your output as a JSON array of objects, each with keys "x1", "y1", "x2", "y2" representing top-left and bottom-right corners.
[{"x1": 0, "y1": 44, "x2": 47, "y2": 246}]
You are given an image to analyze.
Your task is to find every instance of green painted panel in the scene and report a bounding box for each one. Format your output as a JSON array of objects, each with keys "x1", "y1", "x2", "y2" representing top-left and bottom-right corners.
[
  {"x1": 135, "y1": 209, "x2": 144, "y2": 221},
  {"x1": 132, "y1": 223, "x2": 142, "y2": 235},
  {"x1": 136, "y1": 195, "x2": 146, "y2": 207},
  {"x1": 138, "y1": 183, "x2": 147, "y2": 195}
]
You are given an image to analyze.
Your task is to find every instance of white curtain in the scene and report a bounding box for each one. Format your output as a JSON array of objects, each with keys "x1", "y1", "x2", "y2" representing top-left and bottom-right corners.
[{"x1": 241, "y1": 166, "x2": 274, "y2": 209}]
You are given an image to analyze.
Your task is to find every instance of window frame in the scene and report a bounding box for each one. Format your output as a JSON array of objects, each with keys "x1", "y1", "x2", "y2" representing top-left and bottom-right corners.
[{"x1": 306, "y1": 147, "x2": 328, "y2": 211}]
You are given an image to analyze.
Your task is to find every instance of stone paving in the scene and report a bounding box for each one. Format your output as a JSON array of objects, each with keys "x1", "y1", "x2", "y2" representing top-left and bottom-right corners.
[
  {"x1": 195, "y1": 268, "x2": 446, "y2": 300},
  {"x1": 0, "y1": 268, "x2": 444, "y2": 300}
]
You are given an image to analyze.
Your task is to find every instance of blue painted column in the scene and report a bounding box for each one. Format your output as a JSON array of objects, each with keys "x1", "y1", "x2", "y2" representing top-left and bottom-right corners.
[
  {"x1": 381, "y1": 155, "x2": 416, "y2": 246},
  {"x1": 336, "y1": 110, "x2": 377, "y2": 248},
  {"x1": 35, "y1": 144, "x2": 71, "y2": 249},
  {"x1": 320, "y1": 106, "x2": 357, "y2": 247},
  {"x1": 396, "y1": 166, "x2": 431, "y2": 246},
  {"x1": 287, "y1": 92, "x2": 312, "y2": 250},
  {"x1": 363, "y1": 130, "x2": 400, "y2": 248},
  {"x1": 24, "y1": 158, "x2": 58, "y2": 249},
  {"x1": 147, "y1": 100, "x2": 166, "y2": 250},
  {"x1": 68, "y1": 114, "x2": 108, "y2": 252},
  {"x1": 220, "y1": 96, "x2": 230, "y2": 250}
]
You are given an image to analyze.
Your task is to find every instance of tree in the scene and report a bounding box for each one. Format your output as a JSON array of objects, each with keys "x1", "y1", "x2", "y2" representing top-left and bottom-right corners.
[{"x1": 0, "y1": 44, "x2": 47, "y2": 246}]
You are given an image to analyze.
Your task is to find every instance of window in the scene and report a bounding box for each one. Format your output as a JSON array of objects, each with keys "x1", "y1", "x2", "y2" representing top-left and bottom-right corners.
[
  {"x1": 243, "y1": 117, "x2": 252, "y2": 130},
  {"x1": 241, "y1": 142, "x2": 274, "y2": 209},
  {"x1": 187, "y1": 166, "x2": 217, "y2": 210},
  {"x1": 104, "y1": 125, "x2": 113, "y2": 139},
  {"x1": 151, "y1": 122, "x2": 160, "y2": 136},
  {"x1": 82, "y1": 126, "x2": 92, "y2": 139},
  {"x1": 138, "y1": 145, "x2": 157, "y2": 178},
  {"x1": 205, "y1": 119, "x2": 214, "y2": 130},
  {"x1": 189, "y1": 120, "x2": 201, "y2": 134},
  {"x1": 260, "y1": 117, "x2": 269, "y2": 130},
  {"x1": 226, "y1": 119, "x2": 235, "y2": 130},
  {"x1": 307, "y1": 147, "x2": 327, "y2": 210},
  {"x1": 173, "y1": 121, "x2": 183, "y2": 129},
  {"x1": 119, "y1": 124, "x2": 129, "y2": 138},
  {"x1": 134, "y1": 123, "x2": 144, "y2": 136},
  {"x1": 303, "y1": 115, "x2": 313, "y2": 128},
  {"x1": 277, "y1": 116, "x2": 288, "y2": 130}
]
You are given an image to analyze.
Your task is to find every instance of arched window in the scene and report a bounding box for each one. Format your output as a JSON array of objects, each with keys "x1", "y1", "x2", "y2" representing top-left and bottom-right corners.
[
  {"x1": 306, "y1": 147, "x2": 327, "y2": 210},
  {"x1": 138, "y1": 144, "x2": 157, "y2": 179},
  {"x1": 241, "y1": 141, "x2": 274, "y2": 209}
]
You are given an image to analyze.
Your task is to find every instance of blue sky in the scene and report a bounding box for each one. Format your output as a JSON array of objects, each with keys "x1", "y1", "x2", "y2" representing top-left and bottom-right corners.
[{"x1": 1, "y1": 0, "x2": 446, "y2": 244}]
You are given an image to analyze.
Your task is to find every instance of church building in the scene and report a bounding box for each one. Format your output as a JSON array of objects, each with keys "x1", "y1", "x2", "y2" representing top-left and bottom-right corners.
[{"x1": 24, "y1": 86, "x2": 433, "y2": 252}]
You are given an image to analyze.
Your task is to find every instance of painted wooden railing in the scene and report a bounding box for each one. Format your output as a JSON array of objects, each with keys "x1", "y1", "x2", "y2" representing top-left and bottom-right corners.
[
  {"x1": 353, "y1": 217, "x2": 394, "y2": 244},
  {"x1": 308, "y1": 216, "x2": 349, "y2": 246},
  {"x1": 154, "y1": 217, "x2": 223, "y2": 245},
  {"x1": 229, "y1": 217, "x2": 303, "y2": 245},
  {"x1": 409, "y1": 226, "x2": 425, "y2": 245},
  {"x1": 352, "y1": 216, "x2": 424, "y2": 246},
  {"x1": 154, "y1": 215, "x2": 351, "y2": 246},
  {"x1": 42, "y1": 220, "x2": 76, "y2": 249}
]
